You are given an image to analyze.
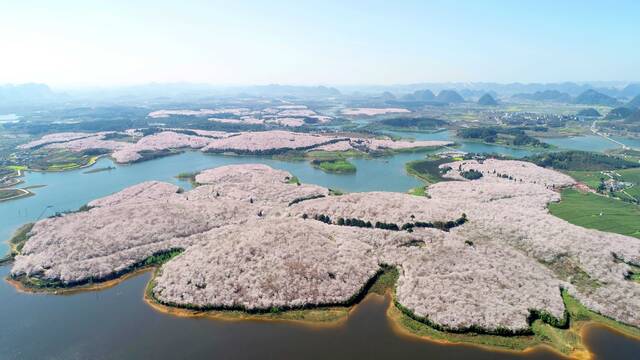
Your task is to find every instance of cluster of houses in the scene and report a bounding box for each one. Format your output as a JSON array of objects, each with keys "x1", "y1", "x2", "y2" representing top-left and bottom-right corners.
[
  {"x1": 485, "y1": 111, "x2": 578, "y2": 127},
  {"x1": 600, "y1": 172, "x2": 631, "y2": 192}
]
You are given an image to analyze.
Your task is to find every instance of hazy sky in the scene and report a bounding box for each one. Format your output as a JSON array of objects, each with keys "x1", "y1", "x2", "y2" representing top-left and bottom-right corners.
[{"x1": 1, "y1": 0, "x2": 639, "y2": 87}]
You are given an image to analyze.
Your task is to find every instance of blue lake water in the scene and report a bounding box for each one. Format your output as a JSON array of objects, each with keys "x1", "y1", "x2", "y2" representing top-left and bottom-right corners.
[
  {"x1": 5, "y1": 130, "x2": 639, "y2": 253},
  {"x1": 2, "y1": 136, "x2": 640, "y2": 359},
  {"x1": 612, "y1": 136, "x2": 640, "y2": 150},
  {"x1": 384, "y1": 130, "x2": 537, "y2": 157},
  {"x1": 0, "y1": 151, "x2": 430, "y2": 255},
  {"x1": 386, "y1": 129, "x2": 640, "y2": 154},
  {"x1": 542, "y1": 135, "x2": 623, "y2": 152},
  {"x1": 0, "y1": 265, "x2": 578, "y2": 360}
]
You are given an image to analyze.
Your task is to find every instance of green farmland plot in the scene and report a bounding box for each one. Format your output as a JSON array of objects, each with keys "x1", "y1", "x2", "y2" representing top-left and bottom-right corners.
[{"x1": 549, "y1": 189, "x2": 640, "y2": 238}]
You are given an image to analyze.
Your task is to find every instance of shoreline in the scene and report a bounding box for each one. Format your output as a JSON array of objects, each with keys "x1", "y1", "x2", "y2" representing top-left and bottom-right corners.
[
  {"x1": 0, "y1": 188, "x2": 33, "y2": 203},
  {"x1": 5, "y1": 266, "x2": 155, "y2": 295},
  {"x1": 3, "y1": 153, "x2": 640, "y2": 357},
  {"x1": 388, "y1": 297, "x2": 562, "y2": 356},
  {"x1": 5, "y1": 261, "x2": 640, "y2": 359},
  {"x1": 385, "y1": 299, "x2": 589, "y2": 360},
  {"x1": 0, "y1": 169, "x2": 33, "y2": 203},
  {"x1": 143, "y1": 277, "x2": 352, "y2": 328}
]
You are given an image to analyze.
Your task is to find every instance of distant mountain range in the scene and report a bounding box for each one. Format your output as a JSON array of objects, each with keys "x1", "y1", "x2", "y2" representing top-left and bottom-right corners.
[
  {"x1": 2, "y1": 81, "x2": 640, "y2": 108},
  {"x1": 0, "y1": 83, "x2": 57, "y2": 103},
  {"x1": 396, "y1": 89, "x2": 466, "y2": 104},
  {"x1": 243, "y1": 84, "x2": 341, "y2": 98},
  {"x1": 339, "y1": 82, "x2": 640, "y2": 99},
  {"x1": 0, "y1": 83, "x2": 343, "y2": 107},
  {"x1": 512, "y1": 90, "x2": 571, "y2": 102}
]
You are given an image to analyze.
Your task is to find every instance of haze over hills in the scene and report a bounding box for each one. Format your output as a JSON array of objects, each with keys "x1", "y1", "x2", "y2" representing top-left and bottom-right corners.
[
  {"x1": 3, "y1": 2, "x2": 640, "y2": 359},
  {"x1": 338, "y1": 81, "x2": 640, "y2": 98},
  {"x1": 402, "y1": 89, "x2": 436, "y2": 101},
  {"x1": 436, "y1": 90, "x2": 465, "y2": 103},
  {"x1": 628, "y1": 94, "x2": 640, "y2": 108},
  {"x1": 477, "y1": 93, "x2": 498, "y2": 106},
  {"x1": 0, "y1": 84, "x2": 58, "y2": 103},
  {"x1": 605, "y1": 107, "x2": 635, "y2": 120},
  {"x1": 573, "y1": 89, "x2": 620, "y2": 106},
  {"x1": 2, "y1": 81, "x2": 640, "y2": 108},
  {"x1": 576, "y1": 108, "x2": 601, "y2": 117},
  {"x1": 512, "y1": 90, "x2": 571, "y2": 103}
]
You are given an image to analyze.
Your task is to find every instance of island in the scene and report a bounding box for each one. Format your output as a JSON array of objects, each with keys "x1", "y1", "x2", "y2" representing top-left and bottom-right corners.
[
  {"x1": 5, "y1": 160, "x2": 640, "y2": 358},
  {"x1": 17, "y1": 129, "x2": 452, "y2": 165},
  {"x1": 457, "y1": 126, "x2": 551, "y2": 148},
  {"x1": 0, "y1": 167, "x2": 33, "y2": 202},
  {"x1": 310, "y1": 159, "x2": 356, "y2": 174}
]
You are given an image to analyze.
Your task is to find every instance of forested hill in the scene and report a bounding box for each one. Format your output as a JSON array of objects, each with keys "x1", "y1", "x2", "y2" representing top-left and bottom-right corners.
[{"x1": 528, "y1": 151, "x2": 640, "y2": 171}]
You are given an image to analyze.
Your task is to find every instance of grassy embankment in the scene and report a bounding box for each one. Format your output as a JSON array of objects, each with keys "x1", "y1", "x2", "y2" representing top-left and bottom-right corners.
[
  {"x1": 0, "y1": 223, "x2": 34, "y2": 264},
  {"x1": 391, "y1": 288, "x2": 640, "y2": 358},
  {"x1": 405, "y1": 157, "x2": 456, "y2": 196}
]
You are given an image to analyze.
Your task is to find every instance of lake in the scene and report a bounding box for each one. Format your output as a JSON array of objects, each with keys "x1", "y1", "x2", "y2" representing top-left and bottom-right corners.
[
  {"x1": 0, "y1": 151, "x2": 433, "y2": 255},
  {"x1": 383, "y1": 130, "x2": 537, "y2": 157},
  {"x1": 384, "y1": 129, "x2": 640, "y2": 156},
  {"x1": 2, "y1": 145, "x2": 640, "y2": 359},
  {"x1": 0, "y1": 267, "x2": 583, "y2": 359},
  {"x1": 1, "y1": 265, "x2": 638, "y2": 359},
  {"x1": 543, "y1": 135, "x2": 624, "y2": 153}
]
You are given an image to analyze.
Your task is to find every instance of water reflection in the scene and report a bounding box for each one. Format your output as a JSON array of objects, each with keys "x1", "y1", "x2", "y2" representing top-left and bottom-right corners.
[{"x1": 0, "y1": 266, "x2": 565, "y2": 360}]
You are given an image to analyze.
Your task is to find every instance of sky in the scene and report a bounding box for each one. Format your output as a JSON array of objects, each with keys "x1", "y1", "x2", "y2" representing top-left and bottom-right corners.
[{"x1": 1, "y1": 0, "x2": 639, "y2": 87}]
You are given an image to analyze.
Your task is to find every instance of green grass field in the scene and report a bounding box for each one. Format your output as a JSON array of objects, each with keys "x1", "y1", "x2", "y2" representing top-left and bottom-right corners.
[
  {"x1": 311, "y1": 159, "x2": 356, "y2": 174},
  {"x1": 565, "y1": 170, "x2": 603, "y2": 189},
  {"x1": 618, "y1": 168, "x2": 640, "y2": 199},
  {"x1": 549, "y1": 189, "x2": 640, "y2": 238},
  {"x1": 567, "y1": 168, "x2": 640, "y2": 201},
  {"x1": 405, "y1": 158, "x2": 452, "y2": 185},
  {"x1": 22, "y1": 149, "x2": 100, "y2": 172}
]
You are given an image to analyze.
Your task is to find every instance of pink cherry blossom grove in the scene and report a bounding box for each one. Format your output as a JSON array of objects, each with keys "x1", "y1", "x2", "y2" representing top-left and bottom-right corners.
[
  {"x1": 20, "y1": 130, "x2": 452, "y2": 163},
  {"x1": 8, "y1": 160, "x2": 640, "y2": 334}
]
